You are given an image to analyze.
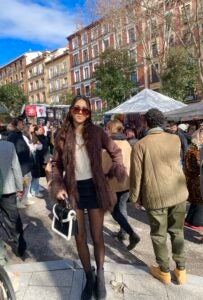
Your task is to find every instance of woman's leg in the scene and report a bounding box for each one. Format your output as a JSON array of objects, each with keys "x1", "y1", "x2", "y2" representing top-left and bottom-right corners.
[
  {"x1": 88, "y1": 209, "x2": 105, "y2": 270},
  {"x1": 88, "y1": 209, "x2": 106, "y2": 299},
  {"x1": 75, "y1": 209, "x2": 91, "y2": 273}
]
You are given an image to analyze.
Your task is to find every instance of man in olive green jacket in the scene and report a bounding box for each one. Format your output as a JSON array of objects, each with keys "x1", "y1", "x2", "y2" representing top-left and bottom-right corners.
[{"x1": 130, "y1": 108, "x2": 188, "y2": 285}]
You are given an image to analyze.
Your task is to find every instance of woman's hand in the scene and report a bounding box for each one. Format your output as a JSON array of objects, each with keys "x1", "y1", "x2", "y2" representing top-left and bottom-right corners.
[{"x1": 56, "y1": 190, "x2": 68, "y2": 201}]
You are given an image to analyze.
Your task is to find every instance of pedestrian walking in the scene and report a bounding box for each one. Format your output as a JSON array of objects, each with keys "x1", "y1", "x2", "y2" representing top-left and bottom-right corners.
[
  {"x1": 7, "y1": 117, "x2": 33, "y2": 208},
  {"x1": 130, "y1": 108, "x2": 188, "y2": 285},
  {"x1": 0, "y1": 138, "x2": 27, "y2": 259},
  {"x1": 51, "y1": 95, "x2": 125, "y2": 300},
  {"x1": 103, "y1": 120, "x2": 140, "y2": 249}
]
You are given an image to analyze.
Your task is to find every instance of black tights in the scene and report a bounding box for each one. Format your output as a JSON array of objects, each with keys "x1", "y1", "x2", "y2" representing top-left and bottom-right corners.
[{"x1": 75, "y1": 209, "x2": 105, "y2": 273}]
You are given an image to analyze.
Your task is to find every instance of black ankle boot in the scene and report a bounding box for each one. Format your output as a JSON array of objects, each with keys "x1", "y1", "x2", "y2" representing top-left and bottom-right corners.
[
  {"x1": 96, "y1": 268, "x2": 107, "y2": 300},
  {"x1": 81, "y1": 267, "x2": 96, "y2": 300},
  {"x1": 127, "y1": 232, "x2": 140, "y2": 251}
]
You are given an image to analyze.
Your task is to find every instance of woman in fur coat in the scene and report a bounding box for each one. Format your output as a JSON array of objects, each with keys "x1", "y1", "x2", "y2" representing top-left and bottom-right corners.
[
  {"x1": 51, "y1": 95, "x2": 125, "y2": 300},
  {"x1": 184, "y1": 129, "x2": 203, "y2": 229}
]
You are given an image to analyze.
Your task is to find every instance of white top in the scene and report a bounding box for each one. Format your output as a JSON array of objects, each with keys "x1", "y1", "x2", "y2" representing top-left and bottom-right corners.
[
  {"x1": 23, "y1": 135, "x2": 43, "y2": 153},
  {"x1": 75, "y1": 134, "x2": 92, "y2": 180}
]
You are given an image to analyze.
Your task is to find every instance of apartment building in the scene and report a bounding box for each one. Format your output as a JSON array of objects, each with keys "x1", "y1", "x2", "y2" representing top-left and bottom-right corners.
[
  {"x1": 67, "y1": 17, "x2": 141, "y2": 110},
  {"x1": 26, "y1": 51, "x2": 50, "y2": 103},
  {"x1": 0, "y1": 51, "x2": 42, "y2": 96},
  {"x1": 45, "y1": 47, "x2": 71, "y2": 103},
  {"x1": 67, "y1": 0, "x2": 203, "y2": 103}
]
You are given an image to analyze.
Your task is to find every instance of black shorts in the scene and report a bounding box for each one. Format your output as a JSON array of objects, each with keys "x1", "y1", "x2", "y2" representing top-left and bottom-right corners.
[{"x1": 77, "y1": 178, "x2": 99, "y2": 210}]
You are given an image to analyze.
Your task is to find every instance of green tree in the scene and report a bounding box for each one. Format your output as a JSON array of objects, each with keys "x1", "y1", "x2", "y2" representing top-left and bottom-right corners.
[
  {"x1": 0, "y1": 84, "x2": 27, "y2": 116},
  {"x1": 59, "y1": 91, "x2": 74, "y2": 105},
  {"x1": 94, "y1": 48, "x2": 138, "y2": 109},
  {"x1": 160, "y1": 47, "x2": 198, "y2": 102}
]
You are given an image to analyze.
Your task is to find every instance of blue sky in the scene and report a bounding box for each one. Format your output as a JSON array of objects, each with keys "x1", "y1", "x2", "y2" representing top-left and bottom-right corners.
[{"x1": 0, "y1": 0, "x2": 86, "y2": 67}]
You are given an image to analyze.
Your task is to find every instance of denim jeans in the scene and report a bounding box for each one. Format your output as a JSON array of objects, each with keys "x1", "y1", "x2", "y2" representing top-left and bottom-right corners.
[
  {"x1": 111, "y1": 191, "x2": 133, "y2": 236},
  {"x1": 30, "y1": 177, "x2": 40, "y2": 196}
]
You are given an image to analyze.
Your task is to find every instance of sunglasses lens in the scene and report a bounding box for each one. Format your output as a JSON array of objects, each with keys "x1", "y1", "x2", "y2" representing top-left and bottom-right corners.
[
  {"x1": 81, "y1": 108, "x2": 89, "y2": 116},
  {"x1": 72, "y1": 107, "x2": 80, "y2": 114},
  {"x1": 72, "y1": 106, "x2": 89, "y2": 116}
]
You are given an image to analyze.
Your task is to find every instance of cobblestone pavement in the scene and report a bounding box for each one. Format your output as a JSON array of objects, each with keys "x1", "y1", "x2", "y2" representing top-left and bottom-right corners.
[{"x1": 3, "y1": 179, "x2": 203, "y2": 277}]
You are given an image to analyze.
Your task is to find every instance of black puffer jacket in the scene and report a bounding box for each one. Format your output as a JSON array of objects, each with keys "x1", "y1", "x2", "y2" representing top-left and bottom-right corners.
[{"x1": 7, "y1": 131, "x2": 33, "y2": 176}]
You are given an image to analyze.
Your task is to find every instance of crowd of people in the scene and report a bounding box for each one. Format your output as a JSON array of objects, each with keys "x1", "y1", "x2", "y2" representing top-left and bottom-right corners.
[{"x1": 0, "y1": 95, "x2": 203, "y2": 300}]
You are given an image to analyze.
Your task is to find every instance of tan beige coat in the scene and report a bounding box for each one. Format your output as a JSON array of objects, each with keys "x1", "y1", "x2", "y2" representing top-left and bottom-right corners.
[
  {"x1": 102, "y1": 140, "x2": 131, "y2": 192},
  {"x1": 130, "y1": 129, "x2": 188, "y2": 210}
]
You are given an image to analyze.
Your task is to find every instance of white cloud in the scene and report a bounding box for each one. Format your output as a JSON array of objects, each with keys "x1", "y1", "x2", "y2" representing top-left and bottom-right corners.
[{"x1": 0, "y1": 0, "x2": 78, "y2": 47}]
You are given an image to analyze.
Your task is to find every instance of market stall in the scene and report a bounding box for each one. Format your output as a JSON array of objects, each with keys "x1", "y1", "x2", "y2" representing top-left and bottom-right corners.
[
  {"x1": 104, "y1": 89, "x2": 186, "y2": 115},
  {"x1": 165, "y1": 101, "x2": 203, "y2": 122}
]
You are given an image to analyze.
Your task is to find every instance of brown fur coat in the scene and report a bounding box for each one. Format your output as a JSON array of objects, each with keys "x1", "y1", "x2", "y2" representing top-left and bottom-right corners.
[{"x1": 51, "y1": 124, "x2": 126, "y2": 211}]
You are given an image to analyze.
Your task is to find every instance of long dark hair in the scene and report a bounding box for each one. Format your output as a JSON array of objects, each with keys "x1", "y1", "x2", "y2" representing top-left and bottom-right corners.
[{"x1": 54, "y1": 95, "x2": 93, "y2": 162}]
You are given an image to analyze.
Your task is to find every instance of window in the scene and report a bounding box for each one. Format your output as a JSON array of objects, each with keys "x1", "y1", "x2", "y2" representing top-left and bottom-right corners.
[
  {"x1": 83, "y1": 49, "x2": 89, "y2": 62},
  {"x1": 152, "y1": 43, "x2": 158, "y2": 58},
  {"x1": 182, "y1": 30, "x2": 191, "y2": 45},
  {"x1": 62, "y1": 77, "x2": 67, "y2": 88},
  {"x1": 181, "y1": 4, "x2": 190, "y2": 24},
  {"x1": 84, "y1": 67, "x2": 89, "y2": 80},
  {"x1": 62, "y1": 61, "x2": 67, "y2": 72},
  {"x1": 76, "y1": 87, "x2": 81, "y2": 95},
  {"x1": 102, "y1": 24, "x2": 109, "y2": 35},
  {"x1": 169, "y1": 34, "x2": 175, "y2": 45},
  {"x1": 93, "y1": 63, "x2": 98, "y2": 72},
  {"x1": 151, "y1": 64, "x2": 159, "y2": 83},
  {"x1": 151, "y1": 20, "x2": 158, "y2": 37},
  {"x1": 35, "y1": 80, "x2": 39, "y2": 89},
  {"x1": 75, "y1": 70, "x2": 80, "y2": 83},
  {"x1": 128, "y1": 28, "x2": 136, "y2": 43},
  {"x1": 201, "y1": 24, "x2": 203, "y2": 42},
  {"x1": 103, "y1": 39, "x2": 110, "y2": 50},
  {"x1": 129, "y1": 49, "x2": 136, "y2": 61},
  {"x1": 131, "y1": 71, "x2": 137, "y2": 83},
  {"x1": 93, "y1": 44, "x2": 99, "y2": 58},
  {"x1": 165, "y1": 11, "x2": 172, "y2": 31},
  {"x1": 85, "y1": 85, "x2": 90, "y2": 97},
  {"x1": 40, "y1": 78, "x2": 44, "y2": 88},
  {"x1": 72, "y1": 37, "x2": 79, "y2": 49},
  {"x1": 117, "y1": 33, "x2": 122, "y2": 47},
  {"x1": 73, "y1": 53, "x2": 79, "y2": 66},
  {"x1": 91, "y1": 27, "x2": 98, "y2": 40},
  {"x1": 38, "y1": 64, "x2": 43, "y2": 74},
  {"x1": 49, "y1": 67, "x2": 53, "y2": 79},
  {"x1": 55, "y1": 79, "x2": 60, "y2": 90},
  {"x1": 81, "y1": 32, "x2": 88, "y2": 45},
  {"x1": 55, "y1": 65, "x2": 60, "y2": 76}
]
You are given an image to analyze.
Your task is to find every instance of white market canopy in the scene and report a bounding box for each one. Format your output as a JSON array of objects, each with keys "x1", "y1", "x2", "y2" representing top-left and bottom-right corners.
[{"x1": 104, "y1": 88, "x2": 187, "y2": 115}]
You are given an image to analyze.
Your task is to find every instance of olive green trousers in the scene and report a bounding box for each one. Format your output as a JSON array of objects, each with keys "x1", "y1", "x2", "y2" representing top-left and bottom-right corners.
[{"x1": 147, "y1": 201, "x2": 186, "y2": 272}]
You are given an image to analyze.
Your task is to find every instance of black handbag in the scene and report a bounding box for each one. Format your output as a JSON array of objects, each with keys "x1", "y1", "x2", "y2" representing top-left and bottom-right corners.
[{"x1": 52, "y1": 198, "x2": 78, "y2": 240}]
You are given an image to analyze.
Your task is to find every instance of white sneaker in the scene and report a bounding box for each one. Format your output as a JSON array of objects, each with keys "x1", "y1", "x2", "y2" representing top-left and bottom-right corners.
[{"x1": 16, "y1": 199, "x2": 26, "y2": 209}]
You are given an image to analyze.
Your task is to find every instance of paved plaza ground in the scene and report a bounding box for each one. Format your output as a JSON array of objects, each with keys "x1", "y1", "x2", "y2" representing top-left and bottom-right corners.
[{"x1": 1, "y1": 178, "x2": 203, "y2": 299}]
